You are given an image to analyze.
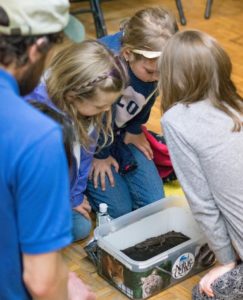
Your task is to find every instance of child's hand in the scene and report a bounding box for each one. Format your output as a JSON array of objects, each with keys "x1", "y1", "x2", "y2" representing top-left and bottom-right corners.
[
  {"x1": 68, "y1": 271, "x2": 96, "y2": 300},
  {"x1": 89, "y1": 156, "x2": 119, "y2": 191},
  {"x1": 124, "y1": 132, "x2": 153, "y2": 160},
  {"x1": 199, "y1": 261, "x2": 236, "y2": 297},
  {"x1": 73, "y1": 197, "x2": 91, "y2": 220}
]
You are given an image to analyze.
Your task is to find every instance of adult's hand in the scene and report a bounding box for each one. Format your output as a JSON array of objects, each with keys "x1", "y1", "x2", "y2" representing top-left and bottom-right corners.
[{"x1": 68, "y1": 272, "x2": 96, "y2": 300}]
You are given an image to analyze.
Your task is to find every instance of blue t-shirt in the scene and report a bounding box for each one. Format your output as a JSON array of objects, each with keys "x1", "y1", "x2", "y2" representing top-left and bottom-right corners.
[{"x1": 0, "y1": 69, "x2": 72, "y2": 300}]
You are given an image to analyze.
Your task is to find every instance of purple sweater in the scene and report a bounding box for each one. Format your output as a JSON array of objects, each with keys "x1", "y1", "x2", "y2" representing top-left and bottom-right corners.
[{"x1": 25, "y1": 80, "x2": 95, "y2": 208}]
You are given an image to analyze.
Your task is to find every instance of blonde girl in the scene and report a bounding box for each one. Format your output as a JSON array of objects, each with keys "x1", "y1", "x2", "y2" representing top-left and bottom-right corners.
[
  {"x1": 160, "y1": 30, "x2": 243, "y2": 300},
  {"x1": 87, "y1": 7, "x2": 178, "y2": 218},
  {"x1": 26, "y1": 40, "x2": 127, "y2": 241}
]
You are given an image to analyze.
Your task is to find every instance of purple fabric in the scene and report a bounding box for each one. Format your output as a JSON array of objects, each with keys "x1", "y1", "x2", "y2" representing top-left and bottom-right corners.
[{"x1": 25, "y1": 80, "x2": 95, "y2": 208}]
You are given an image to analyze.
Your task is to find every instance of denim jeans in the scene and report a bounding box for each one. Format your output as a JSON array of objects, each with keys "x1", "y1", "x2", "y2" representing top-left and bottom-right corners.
[
  {"x1": 72, "y1": 210, "x2": 92, "y2": 242},
  {"x1": 86, "y1": 144, "x2": 165, "y2": 218}
]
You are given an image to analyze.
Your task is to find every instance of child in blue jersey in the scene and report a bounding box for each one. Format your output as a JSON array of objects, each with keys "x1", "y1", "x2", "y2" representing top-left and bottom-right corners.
[
  {"x1": 26, "y1": 40, "x2": 127, "y2": 241},
  {"x1": 86, "y1": 7, "x2": 179, "y2": 218}
]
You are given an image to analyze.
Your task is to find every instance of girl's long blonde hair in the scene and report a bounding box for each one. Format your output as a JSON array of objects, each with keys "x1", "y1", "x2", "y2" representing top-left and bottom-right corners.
[
  {"x1": 121, "y1": 7, "x2": 178, "y2": 56},
  {"x1": 159, "y1": 30, "x2": 243, "y2": 131},
  {"x1": 47, "y1": 40, "x2": 127, "y2": 149}
]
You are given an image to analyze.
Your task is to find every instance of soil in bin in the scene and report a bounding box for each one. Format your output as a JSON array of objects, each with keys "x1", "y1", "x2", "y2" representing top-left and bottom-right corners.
[{"x1": 122, "y1": 231, "x2": 190, "y2": 261}]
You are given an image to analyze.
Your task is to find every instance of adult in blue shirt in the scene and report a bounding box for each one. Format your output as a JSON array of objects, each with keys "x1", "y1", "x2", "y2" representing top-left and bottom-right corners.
[{"x1": 0, "y1": 1, "x2": 95, "y2": 299}]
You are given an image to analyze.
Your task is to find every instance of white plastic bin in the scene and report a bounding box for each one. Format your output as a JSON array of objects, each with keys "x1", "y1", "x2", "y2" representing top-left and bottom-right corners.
[{"x1": 95, "y1": 196, "x2": 215, "y2": 299}]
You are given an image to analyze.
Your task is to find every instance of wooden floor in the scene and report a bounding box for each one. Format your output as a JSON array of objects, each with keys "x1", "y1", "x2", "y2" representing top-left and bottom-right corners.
[{"x1": 65, "y1": 1, "x2": 243, "y2": 299}]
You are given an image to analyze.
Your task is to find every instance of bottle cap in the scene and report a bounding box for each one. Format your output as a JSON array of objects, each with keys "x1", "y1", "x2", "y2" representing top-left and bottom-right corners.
[{"x1": 99, "y1": 203, "x2": 108, "y2": 213}]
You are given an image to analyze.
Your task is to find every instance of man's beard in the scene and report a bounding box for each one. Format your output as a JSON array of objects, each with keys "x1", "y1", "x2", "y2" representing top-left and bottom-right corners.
[{"x1": 18, "y1": 54, "x2": 46, "y2": 96}]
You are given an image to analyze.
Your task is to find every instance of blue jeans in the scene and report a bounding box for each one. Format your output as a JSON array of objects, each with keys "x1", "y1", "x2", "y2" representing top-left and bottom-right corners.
[
  {"x1": 86, "y1": 144, "x2": 164, "y2": 218},
  {"x1": 72, "y1": 210, "x2": 92, "y2": 242}
]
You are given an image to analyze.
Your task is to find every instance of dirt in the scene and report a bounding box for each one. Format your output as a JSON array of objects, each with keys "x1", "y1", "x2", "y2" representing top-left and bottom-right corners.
[{"x1": 122, "y1": 231, "x2": 190, "y2": 261}]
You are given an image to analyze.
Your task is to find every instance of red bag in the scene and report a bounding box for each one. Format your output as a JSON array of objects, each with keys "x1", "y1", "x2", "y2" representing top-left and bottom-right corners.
[{"x1": 142, "y1": 126, "x2": 176, "y2": 181}]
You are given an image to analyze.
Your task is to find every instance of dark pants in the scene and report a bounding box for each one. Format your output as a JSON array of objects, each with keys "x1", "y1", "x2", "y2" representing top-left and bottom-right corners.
[{"x1": 192, "y1": 264, "x2": 243, "y2": 300}]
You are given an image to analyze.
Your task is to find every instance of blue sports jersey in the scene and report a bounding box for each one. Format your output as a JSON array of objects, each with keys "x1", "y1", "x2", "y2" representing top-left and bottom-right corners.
[
  {"x1": 0, "y1": 69, "x2": 72, "y2": 299},
  {"x1": 96, "y1": 32, "x2": 157, "y2": 159}
]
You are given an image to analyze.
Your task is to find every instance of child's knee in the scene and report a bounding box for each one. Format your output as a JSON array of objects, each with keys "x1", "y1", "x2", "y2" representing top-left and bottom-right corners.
[
  {"x1": 72, "y1": 214, "x2": 92, "y2": 242},
  {"x1": 109, "y1": 203, "x2": 132, "y2": 219}
]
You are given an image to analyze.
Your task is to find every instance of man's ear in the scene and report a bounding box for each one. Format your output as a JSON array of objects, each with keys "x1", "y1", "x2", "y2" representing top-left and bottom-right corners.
[{"x1": 28, "y1": 37, "x2": 49, "y2": 64}]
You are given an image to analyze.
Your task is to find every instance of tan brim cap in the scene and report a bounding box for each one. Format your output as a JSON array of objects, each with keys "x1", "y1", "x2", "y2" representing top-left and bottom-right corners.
[
  {"x1": 132, "y1": 49, "x2": 162, "y2": 59},
  {"x1": 64, "y1": 15, "x2": 85, "y2": 43},
  {"x1": 0, "y1": 0, "x2": 85, "y2": 43}
]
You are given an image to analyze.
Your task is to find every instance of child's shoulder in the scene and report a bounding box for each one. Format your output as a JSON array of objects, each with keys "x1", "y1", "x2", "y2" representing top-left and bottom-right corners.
[
  {"x1": 162, "y1": 103, "x2": 189, "y2": 130},
  {"x1": 162, "y1": 101, "x2": 211, "y2": 131}
]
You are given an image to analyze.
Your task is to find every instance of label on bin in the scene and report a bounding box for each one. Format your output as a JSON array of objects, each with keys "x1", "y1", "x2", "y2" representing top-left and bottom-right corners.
[{"x1": 172, "y1": 252, "x2": 195, "y2": 279}]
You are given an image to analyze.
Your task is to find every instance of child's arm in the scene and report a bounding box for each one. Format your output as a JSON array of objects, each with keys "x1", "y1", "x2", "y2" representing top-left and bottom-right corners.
[
  {"x1": 121, "y1": 90, "x2": 156, "y2": 159},
  {"x1": 163, "y1": 119, "x2": 238, "y2": 296},
  {"x1": 91, "y1": 108, "x2": 119, "y2": 190},
  {"x1": 71, "y1": 146, "x2": 94, "y2": 215},
  {"x1": 162, "y1": 119, "x2": 237, "y2": 264},
  {"x1": 199, "y1": 262, "x2": 236, "y2": 297}
]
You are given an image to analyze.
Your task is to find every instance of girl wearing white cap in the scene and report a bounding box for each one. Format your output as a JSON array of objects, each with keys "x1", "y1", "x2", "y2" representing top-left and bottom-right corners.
[{"x1": 86, "y1": 7, "x2": 178, "y2": 218}]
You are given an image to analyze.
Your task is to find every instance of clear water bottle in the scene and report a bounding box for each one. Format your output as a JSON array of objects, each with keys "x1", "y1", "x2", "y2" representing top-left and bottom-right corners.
[{"x1": 96, "y1": 203, "x2": 112, "y2": 226}]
